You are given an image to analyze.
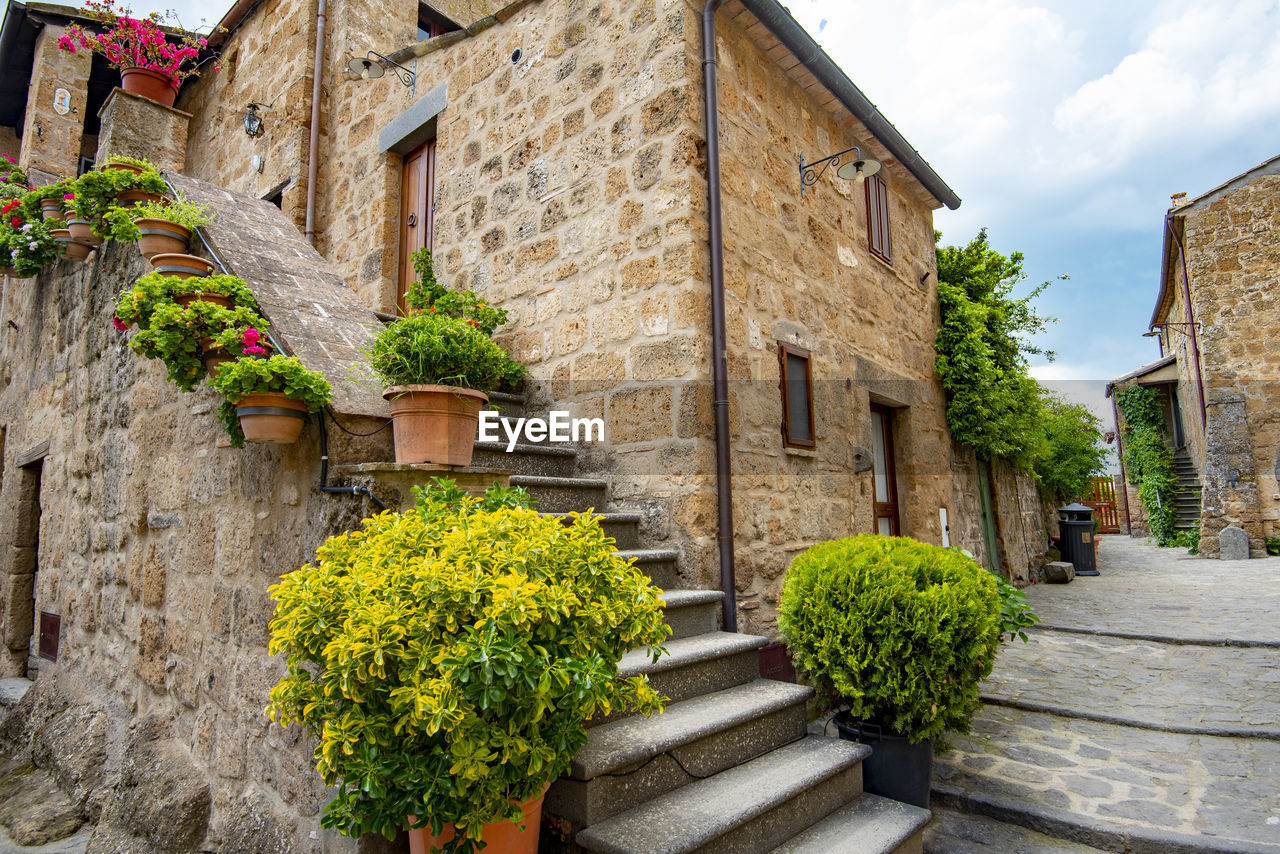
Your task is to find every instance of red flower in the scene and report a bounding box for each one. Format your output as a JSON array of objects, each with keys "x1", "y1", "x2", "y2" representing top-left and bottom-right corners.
[{"x1": 112, "y1": 317, "x2": 127, "y2": 331}]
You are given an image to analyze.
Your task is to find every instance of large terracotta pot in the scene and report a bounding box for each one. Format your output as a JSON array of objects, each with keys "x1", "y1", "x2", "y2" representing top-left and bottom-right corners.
[
  {"x1": 384, "y1": 384, "x2": 487, "y2": 466},
  {"x1": 175, "y1": 292, "x2": 232, "y2": 309},
  {"x1": 236, "y1": 392, "x2": 308, "y2": 444},
  {"x1": 119, "y1": 66, "x2": 177, "y2": 107},
  {"x1": 150, "y1": 253, "x2": 214, "y2": 278},
  {"x1": 40, "y1": 199, "x2": 63, "y2": 221},
  {"x1": 408, "y1": 786, "x2": 547, "y2": 854},
  {"x1": 135, "y1": 218, "x2": 191, "y2": 259},
  {"x1": 116, "y1": 188, "x2": 164, "y2": 207}
]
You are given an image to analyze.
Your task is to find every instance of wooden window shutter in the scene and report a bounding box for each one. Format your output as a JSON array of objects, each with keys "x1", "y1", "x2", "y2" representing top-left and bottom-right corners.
[
  {"x1": 866, "y1": 174, "x2": 892, "y2": 264},
  {"x1": 779, "y1": 342, "x2": 816, "y2": 449}
]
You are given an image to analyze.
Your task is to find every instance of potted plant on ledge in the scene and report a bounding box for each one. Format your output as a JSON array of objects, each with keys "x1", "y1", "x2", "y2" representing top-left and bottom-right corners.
[
  {"x1": 212, "y1": 354, "x2": 331, "y2": 446},
  {"x1": 779, "y1": 534, "x2": 1003, "y2": 808},
  {"x1": 265, "y1": 480, "x2": 669, "y2": 854},
  {"x1": 58, "y1": 0, "x2": 214, "y2": 108}
]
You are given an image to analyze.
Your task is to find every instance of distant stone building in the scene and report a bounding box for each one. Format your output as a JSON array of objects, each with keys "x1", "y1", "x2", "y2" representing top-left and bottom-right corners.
[
  {"x1": 1109, "y1": 155, "x2": 1280, "y2": 557},
  {"x1": 0, "y1": 0, "x2": 1057, "y2": 848}
]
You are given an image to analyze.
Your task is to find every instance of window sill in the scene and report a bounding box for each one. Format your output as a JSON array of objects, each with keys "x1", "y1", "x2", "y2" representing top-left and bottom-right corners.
[{"x1": 784, "y1": 446, "x2": 817, "y2": 459}]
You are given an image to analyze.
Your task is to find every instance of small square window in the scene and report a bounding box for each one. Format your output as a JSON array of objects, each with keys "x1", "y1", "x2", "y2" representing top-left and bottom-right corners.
[
  {"x1": 866, "y1": 173, "x2": 892, "y2": 264},
  {"x1": 779, "y1": 342, "x2": 815, "y2": 449},
  {"x1": 418, "y1": 4, "x2": 459, "y2": 40}
]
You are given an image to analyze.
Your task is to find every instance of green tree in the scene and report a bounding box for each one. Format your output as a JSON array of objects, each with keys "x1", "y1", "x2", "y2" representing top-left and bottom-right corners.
[
  {"x1": 1036, "y1": 393, "x2": 1108, "y2": 502},
  {"x1": 935, "y1": 228, "x2": 1062, "y2": 472}
]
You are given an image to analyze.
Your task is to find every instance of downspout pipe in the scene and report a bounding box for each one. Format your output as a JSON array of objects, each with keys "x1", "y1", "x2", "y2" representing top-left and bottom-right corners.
[
  {"x1": 1165, "y1": 214, "x2": 1207, "y2": 428},
  {"x1": 318, "y1": 416, "x2": 388, "y2": 511},
  {"x1": 304, "y1": 0, "x2": 327, "y2": 245},
  {"x1": 702, "y1": 0, "x2": 736, "y2": 634}
]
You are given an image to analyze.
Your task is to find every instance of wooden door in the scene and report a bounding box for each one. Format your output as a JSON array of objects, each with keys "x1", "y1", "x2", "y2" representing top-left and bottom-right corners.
[
  {"x1": 870, "y1": 404, "x2": 900, "y2": 536},
  {"x1": 397, "y1": 138, "x2": 436, "y2": 314}
]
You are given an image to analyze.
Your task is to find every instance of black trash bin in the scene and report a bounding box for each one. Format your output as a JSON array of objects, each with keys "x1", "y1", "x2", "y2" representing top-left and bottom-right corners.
[{"x1": 1058, "y1": 502, "x2": 1098, "y2": 576}]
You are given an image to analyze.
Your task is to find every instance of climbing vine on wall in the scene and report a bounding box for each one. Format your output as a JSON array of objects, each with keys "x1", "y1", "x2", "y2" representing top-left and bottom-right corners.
[{"x1": 1114, "y1": 385, "x2": 1179, "y2": 546}]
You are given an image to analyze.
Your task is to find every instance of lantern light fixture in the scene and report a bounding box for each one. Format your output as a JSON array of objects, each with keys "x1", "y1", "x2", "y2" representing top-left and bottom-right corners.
[
  {"x1": 347, "y1": 50, "x2": 416, "y2": 93},
  {"x1": 798, "y1": 144, "x2": 881, "y2": 197},
  {"x1": 242, "y1": 102, "x2": 265, "y2": 138}
]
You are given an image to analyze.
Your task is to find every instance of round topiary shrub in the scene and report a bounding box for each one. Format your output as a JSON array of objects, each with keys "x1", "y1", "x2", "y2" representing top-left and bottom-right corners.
[
  {"x1": 265, "y1": 482, "x2": 669, "y2": 849},
  {"x1": 779, "y1": 534, "x2": 1002, "y2": 742}
]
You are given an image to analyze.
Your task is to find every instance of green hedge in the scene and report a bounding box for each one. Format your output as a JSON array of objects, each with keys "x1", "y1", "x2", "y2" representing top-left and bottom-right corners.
[{"x1": 779, "y1": 535, "x2": 1002, "y2": 742}]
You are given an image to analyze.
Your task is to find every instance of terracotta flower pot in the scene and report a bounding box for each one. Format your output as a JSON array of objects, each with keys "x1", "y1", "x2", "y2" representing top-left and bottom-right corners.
[
  {"x1": 119, "y1": 66, "x2": 178, "y2": 107},
  {"x1": 50, "y1": 227, "x2": 72, "y2": 257},
  {"x1": 150, "y1": 253, "x2": 214, "y2": 278},
  {"x1": 384, "y1": 384, "x2": 488, "y2": 466},
  {"x1": 40, "y1": 199, "x2": 63, "y2": 221},
  {"x1": 102, "y1": 162, "x2": 145, "y2": 175},
  {"x1": 116, "y1": 188, "x2": 164, "y2": 207},
  {"x1": 135, "y1": 217, "x2": 192, "y2": 259},
  {"x1": 236, "y1": 392, "x2": 309, "y2": 444},
  {"x1": 408, "y1": 786, "x2": 548, "y2": 854},
  {"x1": 175, "y1": 292, "x2": 232, "y2": 309},
  {"x1": 67, "y1": 219, "x2": 103, "y2": 247},
  {"x1": 198, "y1": 337, "x2": 233, "y2": 376}
]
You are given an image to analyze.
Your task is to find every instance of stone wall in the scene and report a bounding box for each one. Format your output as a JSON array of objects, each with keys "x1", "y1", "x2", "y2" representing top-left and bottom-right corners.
[
  {"x1": 0, "y1": 220, "x2": 393, "y2": 852},
  {"x1": 1179, "y1": 172, "x2": 1280, "y2": 556},
  {"x1": 426, "y1": 0, "x2": 510, "y2": 24}
]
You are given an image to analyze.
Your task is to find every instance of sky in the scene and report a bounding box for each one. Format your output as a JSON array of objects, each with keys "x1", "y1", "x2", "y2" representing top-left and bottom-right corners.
[{"x1": 28, "y1": 0, "x2": 1280, "y2": 439}]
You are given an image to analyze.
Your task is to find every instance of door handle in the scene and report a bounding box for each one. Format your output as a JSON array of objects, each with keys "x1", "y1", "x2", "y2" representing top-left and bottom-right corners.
[{"x1": 407, "y1": 213, "x2": 417, "y2": 227}]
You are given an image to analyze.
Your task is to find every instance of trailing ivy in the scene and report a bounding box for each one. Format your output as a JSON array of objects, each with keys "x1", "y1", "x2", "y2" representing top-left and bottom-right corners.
[{"x1": 1114, "y1": 385, "x2": 1179, "y2": 545}]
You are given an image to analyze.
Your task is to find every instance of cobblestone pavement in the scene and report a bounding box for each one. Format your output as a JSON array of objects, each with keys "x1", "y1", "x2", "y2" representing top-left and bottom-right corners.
[{"x1": 932, "y1": 535, "x2": 1280, "y2": 853}]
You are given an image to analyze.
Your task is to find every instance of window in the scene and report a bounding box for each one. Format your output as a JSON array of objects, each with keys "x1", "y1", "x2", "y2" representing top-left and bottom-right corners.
[
  {"x1": 866, "y1": 173, "x2": 892, "y2": 264},
  {"x1": 870, "y1": 404, "x2": 900, "y2": 535},
  {"x1": 779, "y1": 342, "x2": 815, "y2": 449},
  {"x1": 418, "y1": 4, "x2": 459, "y2": 40}
]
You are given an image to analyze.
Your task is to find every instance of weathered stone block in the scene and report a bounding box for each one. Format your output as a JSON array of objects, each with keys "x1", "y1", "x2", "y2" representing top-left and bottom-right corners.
[
  {"x1": 1044, "y1": 561, "x2": 1075, "y2": 583},
  {"x1": 96, "y1": 89, "x2": 190, "y2": 173},
  {"x1": 1218, "y1": 525, "x2": 1249, "y2": 560}
]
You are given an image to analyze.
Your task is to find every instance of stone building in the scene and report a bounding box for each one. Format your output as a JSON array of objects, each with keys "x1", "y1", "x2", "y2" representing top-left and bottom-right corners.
[
  {"x1": 1109, "y1": 155, "x2": 1280, "y2": 558},
  {"x1": 0, "y1": 0, "x2": 1058, "y2": 849}
]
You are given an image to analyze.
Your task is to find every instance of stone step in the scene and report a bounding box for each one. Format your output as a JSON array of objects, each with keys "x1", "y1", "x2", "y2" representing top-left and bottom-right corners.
[
  {"x1": 661, "y1": 589, "x2": 723, "y2": 640},
  {"x1": 618, "y1": 549, "x2": 680, "y2": 589},
  {"x1": 770, "y1": 793, "x2": 930, "y2": 854},
  {"x1": 509, "y1": 474, "x2": 607, "y2": 513},
  {"x1": 487, "y1": 389, "x2": 526, "y2": 415},
  {"x1": 548, "y1": 679, "x2": 813, "y2": 827},
  {"x1": 575, "y1": 736, "x2": 869, "y2": 854},
  {"x1": 546, "y1": 511, "x2": 642, "y2": 551},
  {"x1": 472, "y1": 441, "x2": 577, "y2": 478},
  {"x1": 611, "y1": 632, "x2": 768, "y2": 712}
]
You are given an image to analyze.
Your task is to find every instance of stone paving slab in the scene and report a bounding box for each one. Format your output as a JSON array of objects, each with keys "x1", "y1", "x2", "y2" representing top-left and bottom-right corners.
[
  {"x1": 1027, "y1": 537, "x2": 1280, "y2": 645},
  {"x1": 0, "y1": 827, "x2": 89, "y2": 854},
  {"x1": 935, "y1": 705, "x2": 1280, "y2": 852},
  {"x1": 982, "y1": 631, "x2": 1280, "y2": 737},
  {"x1": 924, "y1": 806, "x2": 1112, "y2": 853}
]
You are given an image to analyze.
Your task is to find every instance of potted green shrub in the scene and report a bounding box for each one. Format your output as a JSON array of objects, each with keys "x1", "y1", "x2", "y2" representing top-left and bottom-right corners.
[
  {"x1": 779, "y1": 534, "x2": 1003, "y2": 808},
  {"x1": 265, "y1": 479, "x2": 669, "y2": 853},
  {"x1": 127, "y1": 301, "x2": 268, "y2": 391},
  {"x1": 369, "y1": 311, "x2": 524, "y2": 466},
  {"x1": 106, "y1": 196, "x2": 211, "y2": 259},
  {"x1": 115, "y1": 272, "x2": 260, "y2": 329},
  {"x1": 211, "y1": 354, "x2": 331, "y2": 446}
]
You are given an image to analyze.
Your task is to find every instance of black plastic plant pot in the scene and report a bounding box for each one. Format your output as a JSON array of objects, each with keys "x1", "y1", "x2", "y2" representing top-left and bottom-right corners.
[{"x1": 834, "y1": 713, "x2": 933, "y2": 808}]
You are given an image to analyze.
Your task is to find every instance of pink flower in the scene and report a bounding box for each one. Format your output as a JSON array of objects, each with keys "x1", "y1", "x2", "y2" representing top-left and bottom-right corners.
[
  {"x1": 63, "y1": 193, "x2": 75, "y2": 201},
  {"x1": 242, "y1": 344, "x2": 267, "y2": 356},
  {"x1": 242, "y1": 327, "x2": 261, "y2": 346},
  {"x1": 112, "y1": 317, "x2": 127, "y2": 331}
]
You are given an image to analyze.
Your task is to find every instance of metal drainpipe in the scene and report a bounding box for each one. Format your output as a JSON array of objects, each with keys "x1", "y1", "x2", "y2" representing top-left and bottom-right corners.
[
  {"x1": 1111, "y1": 395, "x2": 1133, "y2": 536},
  {"x1": 1165, "y1": 214, "x2": 1207, "y2": 428},
  {"x1": 701, "y1": 0, "x2": 736, "y2": 633},
  {"x1": 304, "y1": 0, "x2": 327, "y2": 245}
]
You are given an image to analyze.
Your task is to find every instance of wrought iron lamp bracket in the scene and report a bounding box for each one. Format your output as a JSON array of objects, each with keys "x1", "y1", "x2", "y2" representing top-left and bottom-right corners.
[
  {"x1": 798, "y1": 144, "x2": 864, "y2": 197},
  {"x1": 366, "y1": 50, "x2": 416, "y2": 93}
]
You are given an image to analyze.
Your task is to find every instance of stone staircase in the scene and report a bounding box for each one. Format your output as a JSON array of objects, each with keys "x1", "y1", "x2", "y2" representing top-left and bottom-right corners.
[
  {"x1": 481, "y1": 391, "x2": 930, "y2": 854},
  {"x1": 1171, "y1": 448, "x2": 1202, "y2": 532}
]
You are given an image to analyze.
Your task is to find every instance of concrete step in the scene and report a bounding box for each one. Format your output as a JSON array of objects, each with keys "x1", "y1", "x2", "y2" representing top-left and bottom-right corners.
[
  {"x1": 770, "y1": 793, "x2": 930, "y2": 854},
  {"x1": 546, "y1": 511, "x2": 642, "y2": 551},
  {"x1": 472, "y1": 441, "x2": 577, "y2": 477},
  {"x1": 612, "y1": 632, "x2": 768, "y2": 712},
  {"x1": 661, "y1": 589, "x2": 723, "y2": 640},
  {"x1": 548, "y1": 679, "x2": 813, "y2": 826},
  {"x1": 487, "y1": 389, "x2": 525, "y2": 416},
  {"x1": 575, "y1": 736, "x2": 869, "y2": 854},
  {"x1": 618, "y1": 549, "x2": 679, "y2": 589},
  {"x1": 509, "y1": 474, "x2": 607, "y2": 513}
]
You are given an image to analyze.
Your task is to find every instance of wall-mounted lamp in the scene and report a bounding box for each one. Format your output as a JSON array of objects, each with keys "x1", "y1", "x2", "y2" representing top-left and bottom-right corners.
[
  {"x1": 799, "y1": 144, "x2": 881, "y2": 197},
  {"x1": 243, "y1": 102, "x2": 265, "y2": 138},
  {"x1": 347, "y1": 50, "x2": 416, "y2": 93}
]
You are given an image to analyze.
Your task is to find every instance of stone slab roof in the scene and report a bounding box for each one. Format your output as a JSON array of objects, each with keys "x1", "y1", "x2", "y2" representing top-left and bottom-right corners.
[{"x1": 166, "y1": 172, "x2": 388, "y2": 418}]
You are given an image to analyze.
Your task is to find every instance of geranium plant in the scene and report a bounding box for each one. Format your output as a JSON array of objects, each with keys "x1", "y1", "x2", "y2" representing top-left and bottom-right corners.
[
  {"x1": 403, "y1": 249, "x2": 509, "y2": 335},
  {"x1": 0, "y1": 154, "x2": 27, "y2": 197},
  {"x1": 104, "y1": 196, "x2": 211, "y2": 242},
  {"x1": 127, "y1": 300, "x2": 267, "y2": 391},
  {"x1": 114, "y1": 272, "x2": 259, "y2": 328},
  {"x1": 57, "y1": 0, "x2": 213, "y2": 87},
  {"x1": 2, "y1": 217, "x2": 63, "y2": 276},
  {"x1": 265, "y1": 479, "x2": 669, "y2": 849},
  {"x1": 211, "y1": 354, "x2": 331, "y2": 447}
]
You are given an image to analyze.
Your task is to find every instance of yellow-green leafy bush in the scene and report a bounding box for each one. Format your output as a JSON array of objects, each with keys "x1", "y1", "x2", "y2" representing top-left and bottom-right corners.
[
  {"x1": 779, "y1": 535, "x2": 1002, "y2": 743},
  {"x1": 265, "y1": 487, "x2": 669, "y2": 850}
]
